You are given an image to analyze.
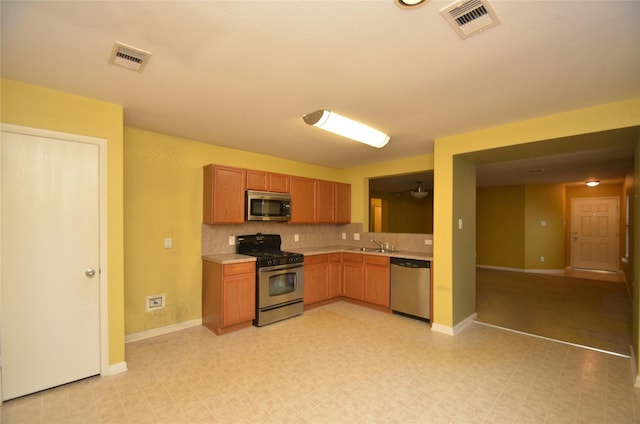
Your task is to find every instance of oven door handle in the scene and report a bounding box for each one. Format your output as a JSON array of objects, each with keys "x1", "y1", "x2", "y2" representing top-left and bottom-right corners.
[{"x1": 258, "y1": 263, "x2": 303, "y2": 273}]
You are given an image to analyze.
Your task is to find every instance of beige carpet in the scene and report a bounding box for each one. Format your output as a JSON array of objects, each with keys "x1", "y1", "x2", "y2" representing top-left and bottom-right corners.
[{"x1": 476, "y1": 268, "x2": 633, "y2": 356}]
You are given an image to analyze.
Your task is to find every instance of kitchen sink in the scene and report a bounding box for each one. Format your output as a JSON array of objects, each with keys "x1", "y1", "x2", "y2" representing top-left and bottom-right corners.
[{"x1": 349, "y1": 247, "x2": 393, "y2": 253}]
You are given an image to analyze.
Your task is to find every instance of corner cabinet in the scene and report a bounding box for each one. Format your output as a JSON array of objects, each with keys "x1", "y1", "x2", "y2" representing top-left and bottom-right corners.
[
  {"x1": 341, "y1": 253, "x2": 389, "y2": 308},
  {"x1": 203, "y1": 164, "x2": 246, "y2": 224},
  {"x1": 304, "y1": 253, "x2": 343, "y2": 307},
  {"x1": 202, "y1": 260, "x2": 256, "y2": 335}
]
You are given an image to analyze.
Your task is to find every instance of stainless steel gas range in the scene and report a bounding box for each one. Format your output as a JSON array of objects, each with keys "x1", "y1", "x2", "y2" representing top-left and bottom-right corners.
[{"x1": 236, "y1": 233, "x2": 304, "y2": 326}]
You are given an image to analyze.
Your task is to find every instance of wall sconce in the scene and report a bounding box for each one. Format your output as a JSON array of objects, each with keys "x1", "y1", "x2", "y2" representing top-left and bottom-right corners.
[
  {"x1": 302, "y1": 109, "x2": 390, "y2": 148},
  {"x1": 585, "y1": 180, "x2": 600, "y2": 187}
]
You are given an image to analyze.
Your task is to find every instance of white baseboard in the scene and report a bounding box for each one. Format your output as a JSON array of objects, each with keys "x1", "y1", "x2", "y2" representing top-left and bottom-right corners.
[
  {"x1": 107, "y1": 361, "x2": 128, "y2": 376},
  {"x1": 477, "y1": 264, "x2": 565, "y2": 275},
  {"x1": 432, "y1": 313, "x2": 478, "y2": 336},
  {"x1": 125, "y1": 318, "x2": 202, "y2": 344},
  {"x1": 630, "y1": 345, "x2": 640, "y2": 387}
]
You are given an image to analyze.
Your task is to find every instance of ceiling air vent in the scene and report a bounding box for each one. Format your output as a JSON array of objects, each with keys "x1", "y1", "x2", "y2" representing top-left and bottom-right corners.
[
  {"x1": 440, "y1": 0, "x2": 500, "y2": 39},
  {"x1": 109, "y1": 42, "x2": 151, "y2": 72}
]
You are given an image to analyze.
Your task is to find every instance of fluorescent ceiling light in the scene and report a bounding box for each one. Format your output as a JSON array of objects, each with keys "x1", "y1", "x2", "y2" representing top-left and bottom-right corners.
[
  {"x1": 396, "y1": 0, "x2": 430, "y2": 7},
  {"x1": 303, "y1": 109, "x2": 390, "y2": 148},
  {"x1": 585, "y1": 180, "x2": 600, "y2": 187}
]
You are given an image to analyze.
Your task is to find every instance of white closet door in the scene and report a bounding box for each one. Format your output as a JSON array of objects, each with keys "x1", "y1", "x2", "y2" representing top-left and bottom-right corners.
[{"x1": 1, "y1": 130, "x2": 101, "y2": 400}]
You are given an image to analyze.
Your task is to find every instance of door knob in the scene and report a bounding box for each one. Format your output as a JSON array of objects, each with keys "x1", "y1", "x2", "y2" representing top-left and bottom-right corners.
[{"x1": 85, "y1": 268, "x2": 96, "y2": 277}]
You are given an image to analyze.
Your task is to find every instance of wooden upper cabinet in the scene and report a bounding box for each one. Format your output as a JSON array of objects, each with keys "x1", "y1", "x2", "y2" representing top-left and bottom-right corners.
[
  {"x1": 316, "y1": 180, "x2": 335, "y2": 223},
  {"x1": 289, "y1": 176, "x2": 317, "y2": 223},
  {"x1": 334, "y1": 182, "x2": 351, "y2": 224},
  {"x1": 246, "y1": 170, "x2": 290, "y2": 193},
  {"x1": 204, "y1": 164, "x2": 349, "y2": 225},
  {"x1": 203, "y1": 164, "x2": 246, "y2": 224}
]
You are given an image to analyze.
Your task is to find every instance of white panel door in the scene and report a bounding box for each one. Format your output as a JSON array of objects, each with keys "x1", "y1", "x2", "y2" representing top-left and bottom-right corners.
[
  {"x1": 571, "y1": 197, "x2": 619, "y2": 272},
  {"x1": 1, "y1": 131, "x2": 101, "y2": 400}
]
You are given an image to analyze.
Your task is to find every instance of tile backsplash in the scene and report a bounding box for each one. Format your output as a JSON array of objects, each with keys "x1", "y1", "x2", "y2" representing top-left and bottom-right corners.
[{"x1": 202, "y1": 222, "x2": 433, "y2": 255}]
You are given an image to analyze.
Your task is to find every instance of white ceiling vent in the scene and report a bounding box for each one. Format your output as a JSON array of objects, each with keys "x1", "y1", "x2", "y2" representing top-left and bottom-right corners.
[
  {"x1": 440, "y1": 0, "x2": 500, "y2": 39},
  {"x1": 109, "y1": 42, "x2": 151, "y2": 72}
]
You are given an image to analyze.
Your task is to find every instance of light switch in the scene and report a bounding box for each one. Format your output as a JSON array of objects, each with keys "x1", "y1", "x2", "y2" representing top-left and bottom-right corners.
[
  {"x1": 540, "y1": 220, "x2": 547, "y2": 227},
  {"x1": 164, "y1": 238, "x2": 172, "y2": 249},
  {"x1": 458, "y1": 219, "x2": 463, "y2": 230}
]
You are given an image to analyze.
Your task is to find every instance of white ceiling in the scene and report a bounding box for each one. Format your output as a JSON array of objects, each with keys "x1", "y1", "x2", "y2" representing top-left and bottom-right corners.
[{"x1": 2, "y1": 1, "x2": 639, "y2": 188}]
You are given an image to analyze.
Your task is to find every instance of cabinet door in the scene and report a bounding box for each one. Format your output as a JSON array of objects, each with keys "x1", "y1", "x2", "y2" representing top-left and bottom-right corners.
[
  {"x1": 246, "y1": 170, "x2": 269, "y2": 191},
  {"x1": 364, "y1": 256, "x2": 390, "y2": 307},
  {"x1": 316, "y1": 180, "x2": 335, "y2": 223},
  {"x1": 203, "y1": 164, "x2": 246, "y2": 224},
  {"x1": 342, "y1": 253, "x2": 364, "y2": 300},
  {"x1": 246, "y1": 170, "x2": 290, "y2": 193},
  {"x1": 222, "y1": 272, "x2": 255, "y2": 327},
  {"x1": 268, "y1": 172, "x2": 290, "y2": 193},
  {"x1": 328, "y1": 253, "x2": 342, "y2": 298},
  {"x1": 303, "y1": 255, "x2": 329, "y2": 305},
  {"x1": 290, "y1": 176, "x2": 317, "y2": 223},
  {"x1": 334, "y1": 183, "x2": 351, "y2": 224}
]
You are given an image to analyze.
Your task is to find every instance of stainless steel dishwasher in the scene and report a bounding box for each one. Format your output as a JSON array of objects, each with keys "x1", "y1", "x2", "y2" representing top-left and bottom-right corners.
[{"x1": 390, "y1": 257, "x2": 431, "y2": 321}]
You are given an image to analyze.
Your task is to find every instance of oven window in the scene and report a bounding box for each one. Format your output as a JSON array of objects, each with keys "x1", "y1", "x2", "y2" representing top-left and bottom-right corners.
[{"x1": 269, "y1": 272, "x2": 297, "y2": 296}]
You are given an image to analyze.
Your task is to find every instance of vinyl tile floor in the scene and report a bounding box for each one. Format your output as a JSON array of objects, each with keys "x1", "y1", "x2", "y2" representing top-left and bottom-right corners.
[{"x1": 2, "y1": 301, "x2": 639, "y2": 423}]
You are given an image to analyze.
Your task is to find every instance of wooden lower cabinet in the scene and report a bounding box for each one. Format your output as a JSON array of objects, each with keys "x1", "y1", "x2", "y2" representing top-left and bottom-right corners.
[
  {"x1": 304, "y1": 254, "x2": 329, "y2": 305},
  {"x1": 328, "y1": 253, "x2": 342, "y2": 298},
  {"x1": 342, "y1": 253, "x2": 365, "y2": 300},
  {"x1": 363, "y1": 255, "x2": 390, "y2": 307},
  {"x1": 202, "y1": 260, "x2": 255, "y2": 335},
  {"x1": 341, "y1": 253, "x2": 390, "y2": 308},
  {"x1": 304, "y1": 253, "x2": 344, "y2": 306}
]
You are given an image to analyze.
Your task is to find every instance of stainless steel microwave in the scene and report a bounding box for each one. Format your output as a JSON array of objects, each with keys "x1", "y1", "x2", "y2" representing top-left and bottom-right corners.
[{"x1": 245, "y1": 190, "x2": 292, "y2": 221}]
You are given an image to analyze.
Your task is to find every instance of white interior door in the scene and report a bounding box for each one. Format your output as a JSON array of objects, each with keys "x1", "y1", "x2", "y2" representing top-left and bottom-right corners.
[
  {"x1": 571, "y1": 197, "x2": 619, "y2": 272},
  {"x1": 1, "y1": 129, "x2": 101, "y2": 400}
]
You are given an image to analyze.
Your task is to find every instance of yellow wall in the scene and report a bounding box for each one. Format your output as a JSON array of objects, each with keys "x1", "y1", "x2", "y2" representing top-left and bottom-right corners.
[
  {"x1": 1, "y1": 79, "x2": 126, "y2": 366},
  {"x1": 524, "y1": 184, "x2": 565, "y2": 270},
  {"x1": 433, "y1": 98, "x2": 640, "y2": 329},
  {"x1": 477, "y1": 185, "x2": 526, "y2": 268},
  {"x1": 342, "y1": 154, "x2": 435, "y2": 226},
  {"x1": 370, "y1": 192, "x2": 433, "y2": 234},
  {"x1": 123, "y1": 128, "x2": 347, "y2": 334}
]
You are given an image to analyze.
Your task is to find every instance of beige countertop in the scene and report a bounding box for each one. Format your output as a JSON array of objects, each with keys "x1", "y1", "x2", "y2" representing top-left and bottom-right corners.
[
  {"x1": 202, "y1": 254, "x2": 257, "y2": 265},
  {"x1": 202, "y1": 246, "x2": 432, "y2": 264},
  {"x1": 291, "y1": 245, "x2": 432, "y2": 261}
]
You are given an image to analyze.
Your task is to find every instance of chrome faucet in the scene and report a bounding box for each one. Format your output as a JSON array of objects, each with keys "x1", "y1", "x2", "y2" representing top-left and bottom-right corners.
[{"x1": 371, "y1": 239, "x2": 384, "y2": 249}]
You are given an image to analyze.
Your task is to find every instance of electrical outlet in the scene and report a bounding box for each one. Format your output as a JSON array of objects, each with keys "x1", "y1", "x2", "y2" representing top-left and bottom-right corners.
[
  {"x1": 228, "y1": 236, "x2": 235, "y2": 246},
  {"x1": 458, "y1": 219, "x2": 463, "y2": 230},
  {"x1": 354, "y1": 233, "x2": 360, "y2": 241},
  {"x1": 540, "y1": 220, "x2": 547, "y2": 227},
  {"x1": 146, "y1": 294, "x2": 165, "y2": 312},
  {"x1": 425, "y1": 239, "x2": 433, "y2": 245},
  {"x1": 164, "y1": 238, "x2": 172, "y2": 249},
  {"x1": 341, "y1": 232, "x2": 346, "y2": 240},
  {"x1": 294, "y1": 234, "x2": 299, "y2": 242},
  {"x1": 540, "y1": 256, "x2": 545, "y2": 262}
]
